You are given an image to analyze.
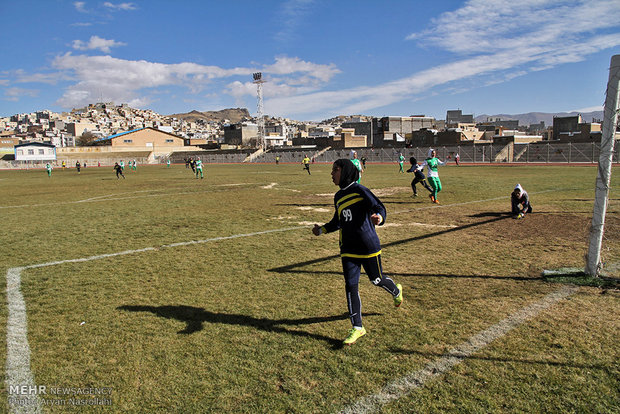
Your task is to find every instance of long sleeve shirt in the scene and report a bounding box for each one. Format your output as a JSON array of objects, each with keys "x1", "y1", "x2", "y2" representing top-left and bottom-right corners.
[
  {"x1": 320, "y1": 182, "x2": 386, "y2": 258},
  {"x1": 420, "y1": 157, "x2": 445, "y2": 178}
]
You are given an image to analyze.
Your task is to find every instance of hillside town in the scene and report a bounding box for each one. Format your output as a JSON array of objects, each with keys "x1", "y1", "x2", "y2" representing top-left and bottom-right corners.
[{"x1": 0, "y1": 101, "x2": 616, "y2": 167}]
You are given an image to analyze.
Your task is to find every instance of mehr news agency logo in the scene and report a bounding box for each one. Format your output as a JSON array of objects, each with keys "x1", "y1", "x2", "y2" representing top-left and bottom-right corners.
[{"x1": 8, "y1": 384, "x2": 113, "y2": 407}]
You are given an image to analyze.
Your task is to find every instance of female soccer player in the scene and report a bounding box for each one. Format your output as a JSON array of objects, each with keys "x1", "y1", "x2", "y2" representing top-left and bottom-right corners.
[
  {"x1": 420, "y1": 149, "x2": 446, "y2": 204},
  {"x1": 511, "y1": 184, "x2": 533, "y2": 219},
  {"x1": 312, "y1": 159, "x2": 403, "y2": 345},
  {"x1": 114, "y1": 162, "x2": 125, "y2": 179},
  {"x1": 406, "y1": 156, "x2": 433, "y2": 197}
]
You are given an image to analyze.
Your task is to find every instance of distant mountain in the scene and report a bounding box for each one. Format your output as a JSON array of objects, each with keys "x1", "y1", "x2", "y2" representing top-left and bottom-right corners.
[
  {"x1": 474, "y1": 111, "x2": 604, "y2": 126},
  {"x1": 167, "y1": 108, "x2": 251, "y2": 123}
]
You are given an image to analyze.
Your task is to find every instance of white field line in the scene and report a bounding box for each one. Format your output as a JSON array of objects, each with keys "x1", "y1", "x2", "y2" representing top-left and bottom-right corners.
[
  {"x1": 0, "y1": 179, "x2": 322, "y2": 210},
  {"x1": 0, "y1": 185, "x2": 565, "y2": 211},
  {"x1": 338, "y1": 285, "x2": 578, "y2": 414},
  {"x1": 75, "y1": 189, "x2": 156, "y2": 203},
  {"x1": 5, "y1": 267, "x2": 43, "y2": 414},
  {"x1": 0, "y1": 184, "x2": 256, "y2": 210},
  {"x1": 4, "y1": 226, "x2": 304, "y2": 414}
]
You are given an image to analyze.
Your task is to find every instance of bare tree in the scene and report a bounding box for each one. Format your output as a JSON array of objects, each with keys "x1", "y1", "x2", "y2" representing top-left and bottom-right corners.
[{"x1": 76, "y1": 131, "x2": 97, "y2": 146}]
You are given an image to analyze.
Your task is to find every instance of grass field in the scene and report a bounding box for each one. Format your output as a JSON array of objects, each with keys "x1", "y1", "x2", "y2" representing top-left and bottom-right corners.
[{"x1": 1, "y1": 162, "x2": 619, "y2": 413}]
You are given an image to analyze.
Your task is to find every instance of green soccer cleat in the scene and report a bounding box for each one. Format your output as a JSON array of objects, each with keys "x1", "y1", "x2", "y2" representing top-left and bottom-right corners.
[
  {"x1": 394, "y1": 284, "x2": 403, "y2": 307},
  {"x1": 343, "y1": 327, "x2": 367, "y2": 345}
]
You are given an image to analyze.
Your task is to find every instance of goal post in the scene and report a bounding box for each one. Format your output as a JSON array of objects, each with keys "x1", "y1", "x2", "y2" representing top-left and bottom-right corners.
[{"x1": 585, "y1": 54, "x2": 620, "y2": 276}]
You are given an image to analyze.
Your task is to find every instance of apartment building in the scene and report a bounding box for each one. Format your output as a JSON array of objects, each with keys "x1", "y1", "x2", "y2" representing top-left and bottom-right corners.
[
  {"x1": 551, "y1": 115, "x2": 607, "y2": 142},
  {"x1": 330, "y1": 127, "x2": 367, "y2": 148},
  {"x1": 446, "y1": 110, "x2": 474, "y2": 126},
  {"x1": 223, "y1": 122, "x2": 258, "y2": 146},
  {"x1": 66, "y1": 121, "x2": 98, "y2": 137}
]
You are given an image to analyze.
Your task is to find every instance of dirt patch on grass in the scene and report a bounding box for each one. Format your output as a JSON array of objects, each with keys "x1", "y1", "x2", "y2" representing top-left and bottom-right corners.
[
  {"x1": 501, "y1": 213, "x2": 592, "y2": 242},
  {"x1": 372, "y1": 186, "x2": 410, "y2": 197}
]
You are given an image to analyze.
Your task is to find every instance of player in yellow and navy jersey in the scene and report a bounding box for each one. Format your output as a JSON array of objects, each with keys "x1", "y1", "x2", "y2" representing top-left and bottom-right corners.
[{"x1": 312, "y1": 159, "x2": 403, "y2": 345}]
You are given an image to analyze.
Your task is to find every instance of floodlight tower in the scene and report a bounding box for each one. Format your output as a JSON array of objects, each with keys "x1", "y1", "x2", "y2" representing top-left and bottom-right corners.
[{"x1": 253, "y1": 72, "x2": 266, "y2": 149}]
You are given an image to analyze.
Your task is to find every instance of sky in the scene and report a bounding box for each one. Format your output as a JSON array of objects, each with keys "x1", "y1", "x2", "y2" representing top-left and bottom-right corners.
[{"x1": 1, "y1": 0, "x2": 620, "y2": 122}]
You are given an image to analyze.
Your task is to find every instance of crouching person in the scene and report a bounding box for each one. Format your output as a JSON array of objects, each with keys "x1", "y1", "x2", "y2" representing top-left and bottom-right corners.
[{"x1": 511, "y1": 184, "x2": 532, "y2": 219}]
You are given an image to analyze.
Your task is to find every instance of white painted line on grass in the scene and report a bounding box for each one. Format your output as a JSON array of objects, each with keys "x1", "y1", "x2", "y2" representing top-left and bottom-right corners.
[
  {"x1": 338, "y1": 285, "x2": 578, "y2": 414},
  {"x1": 75, "y1": 189, "x2": 156, "y2": 203},
  {"x1": 5, "y1": 267, "x2": 42, "y2": 414},
  {"x1": 161, "y1": 227, "x2": 305, "y2": 248},
  {"x1": 5, "y1": 225, "x2": 305, "y2": 414},
  {"x1": 24, "y1": 247, "x2": 158, "y2": 270},
  {"x1": 0, "y1": 182, "x2": 266, "y2": 210}
]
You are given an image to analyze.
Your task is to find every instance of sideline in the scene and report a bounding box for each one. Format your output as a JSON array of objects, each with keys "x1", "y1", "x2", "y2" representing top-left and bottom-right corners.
[{"x1": 338, "y1": 285, "x2": 578, "y2": 414}]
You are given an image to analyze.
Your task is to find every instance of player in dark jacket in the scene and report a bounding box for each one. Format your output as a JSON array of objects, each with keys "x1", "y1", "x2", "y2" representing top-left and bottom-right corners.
[
  {"x1": 312, "y1": 159, "x2": 403, "y2": 345},
  {"x1": 114, "y1": 162, "x2": 125, "y2": 179},
  {"x1": 406, "y1": 156, "x2": 433, "y2": 197},
  {"x1": 511, "y1": 183, "x2": 532, "y2": 218}
]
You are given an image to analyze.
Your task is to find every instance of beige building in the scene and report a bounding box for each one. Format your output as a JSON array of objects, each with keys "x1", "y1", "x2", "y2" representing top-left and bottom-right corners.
[
  {"x1": 92, "y1": 127, "x2": 184, "y2": 149},
  {"x1": 436, "y1": 123, "x2": 485, "y2": 145},
  {"x1": 66, "y1": 121, "x2": 97, "y2": 137},
  {"x1": 331, "y1": 127, "x2": 367, "y2": 148}
]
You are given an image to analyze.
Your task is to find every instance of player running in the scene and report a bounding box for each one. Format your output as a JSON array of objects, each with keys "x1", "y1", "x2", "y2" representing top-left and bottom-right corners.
[
  {"x1": 406, "y1": 157, "x2": 433, "y2": 197},
  {"x1": 350, "y1": 151, "x2": 363, "y2": 183},
  {"x1": 302, "y1": 155, "x2": 311, "y2": 175},
  {"x1": 420, "y1": 149, "x2": 446, "y2": 204},
  {"x1": 312, "y1": 159, "x2": 403, "y2": 345},
  {"x1": 195, "y1": 158, "x2": 204, "y2": 179},
  {"x1": 114, "y1": 162, "x2": 125, "y2": 179}
]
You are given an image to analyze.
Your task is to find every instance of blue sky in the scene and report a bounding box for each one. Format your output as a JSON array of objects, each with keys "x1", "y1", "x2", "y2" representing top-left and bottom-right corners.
[{"x1": 1, "y1": 0, "x2": 620, "y2": 121}]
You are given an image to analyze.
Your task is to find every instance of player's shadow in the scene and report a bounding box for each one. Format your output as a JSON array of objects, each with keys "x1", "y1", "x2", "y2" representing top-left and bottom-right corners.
[
  {"x1": 383, "y1": 200, "x2": 430, "y2": 205},
  {"x1": 276, "y1": 203, "x2": 332, "y2": 207},
  {"x1": 269, "y1": 215, "x2": 511, "y2": 274},
  {"x1": 117, "y1": 305, "x2": 379, "y2": 349},
  {"x1": 469, "y1": 212, "x2": 512, "y2": 218},
  {"x1": 388, "y1": 347, "x2": 613, "y2": 371}
]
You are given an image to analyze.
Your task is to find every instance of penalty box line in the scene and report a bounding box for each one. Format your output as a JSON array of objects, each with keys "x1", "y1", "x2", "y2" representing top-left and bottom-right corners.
[
  {"x1": 5, "y1": 225, "x2": 304, "y2": 414},
  {"x1": 338, "y1": 285, "x2": 578, "y2": 414}
]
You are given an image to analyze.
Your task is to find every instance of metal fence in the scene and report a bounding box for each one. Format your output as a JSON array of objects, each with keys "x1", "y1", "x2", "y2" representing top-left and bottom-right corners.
[
  {"x1": 239, "y1": 142, "x2": 619, "y2": 165},
  {"x1": 1, "y1": 142, "x2": 617, "y2": 169}
]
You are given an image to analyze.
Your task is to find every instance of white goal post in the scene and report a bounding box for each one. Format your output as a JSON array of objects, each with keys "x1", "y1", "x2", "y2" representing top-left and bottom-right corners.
[{"x1": 585, "y1": 54, "x2": 620, "y2": 276}]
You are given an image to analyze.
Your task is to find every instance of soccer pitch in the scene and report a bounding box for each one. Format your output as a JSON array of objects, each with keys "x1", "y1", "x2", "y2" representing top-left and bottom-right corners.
[{"x1": 1, "y1": 163, "x2": 619, "y2": 413}]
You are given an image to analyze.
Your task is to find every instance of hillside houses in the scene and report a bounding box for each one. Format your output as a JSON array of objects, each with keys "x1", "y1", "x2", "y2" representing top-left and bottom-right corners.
[{"x1": 1, "y1": 103, "x2": 617, "y2": 160}]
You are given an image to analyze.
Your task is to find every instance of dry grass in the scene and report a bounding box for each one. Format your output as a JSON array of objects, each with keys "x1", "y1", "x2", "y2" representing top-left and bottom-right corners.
[{"x1": 0, "y1": 162, "x2": 618, "y2": 413}]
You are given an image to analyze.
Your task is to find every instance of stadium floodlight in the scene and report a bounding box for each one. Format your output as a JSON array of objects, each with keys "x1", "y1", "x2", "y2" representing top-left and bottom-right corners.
[
  {"x1": 585, "y1": 54, "x2": 620, "y2": 276},
  {"x1": 253, "y1": 72, "x2": 266, "y2": 149}
]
